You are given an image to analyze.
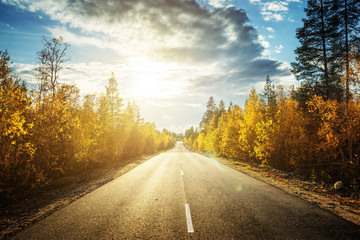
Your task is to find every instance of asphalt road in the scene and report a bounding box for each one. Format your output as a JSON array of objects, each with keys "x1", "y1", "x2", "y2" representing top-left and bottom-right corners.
[{"x1": 12, "y1": 142, "x2": 360, "y2": 239}]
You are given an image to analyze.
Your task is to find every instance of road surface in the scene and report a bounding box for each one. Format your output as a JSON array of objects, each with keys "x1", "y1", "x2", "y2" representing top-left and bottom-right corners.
[{"x1": 12, "y1": 142, "x2": 360, "y2": 239}]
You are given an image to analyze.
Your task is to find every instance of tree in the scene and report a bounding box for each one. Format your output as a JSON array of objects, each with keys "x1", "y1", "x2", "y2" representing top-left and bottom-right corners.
[
  {"x1": 0, "y1": 50, "x2": 39, "y2": 197},
  {"x1": 227, "y1": 101, "x2": 234, "y2": 112},
  {"x1": 106, "y1": 72, "x2": 123, "y2": 125},
  {"x1": 260, "y1": 75, "x2": 277, "y2": 119},
  {"x1": 75, "y1": 94, "x2": 100, "y2": 167},
  {"x1": 291, "y1": 0, "x2": 344, "y2": 101},
  {"x1": 35, "y1": 36, "x2": 70, "y2": 100},
  {"x1": 330, "y1": 0, "x2": 360, "y2": 101},
  {"x1": 200, "y1": 96, "x2": 217, "y2": 131},
  {"x1": 260, "y1": 75, "x2": 276, "y2": 106},
  {"x1": 345, "y1": 45, "x2": 360, "y2": 90},
  {"x1": 270, "y1": 95, "x2": 308, "y2": 170},
  {"x1": 219, "y1": 105, "x2": 243, "y2": 159},
  {"x1": 239, "y1": 89, "x2": 265, "y2": 163}
]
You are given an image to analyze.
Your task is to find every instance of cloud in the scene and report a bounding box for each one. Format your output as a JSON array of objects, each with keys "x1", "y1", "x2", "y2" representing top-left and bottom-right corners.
[
  {"x1": 258, "y1": 35, "x2": 270, "y2": 49},
  {"x1": 266, "y1": 27, "x2": 275, "y2": 32},
  {"x1": 13, "y1": 63, "x2": 35, "y2": 83},
  {"x1": 250, "y1": 0, "x2": 300, "y2": 22},
  {"x1": 45, "y1": 26, "x2": 107, "y2": 49},
  {"x1": 207, "y1": 0, "x2": 234, "y2": 8},
  {"x1": 3, "y1": 0, "x2": 295, "y2": 131},
  {"x1": 261, "y1": 1, "x2": 288, "y2": 22},
  {"x1": 0, "y1": 22, "x2": 14, "y2": 30},
  {"x1": 262, "y1": 1, "x2": 288, "y2": 12},
  {"x1": 275, "y1": 44, "x2": 284, "y2": 53}
]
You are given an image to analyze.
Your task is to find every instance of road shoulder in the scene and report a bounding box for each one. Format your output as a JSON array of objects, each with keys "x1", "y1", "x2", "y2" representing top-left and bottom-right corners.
[
  {"x1": 218, "y1": 157, "x2": 360, "y2": 226},
  {"x1": 0, "y1": 152, "x2": 163, "y2": 239}
]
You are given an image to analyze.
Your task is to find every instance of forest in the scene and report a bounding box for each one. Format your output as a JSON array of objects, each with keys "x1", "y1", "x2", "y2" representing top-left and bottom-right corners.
[
  {"x1": 185, "y1": 0, "x2": 360, "y2": 187},
  {"x1": 0, "y1": 37, "x2": 175, "y2": 202}
]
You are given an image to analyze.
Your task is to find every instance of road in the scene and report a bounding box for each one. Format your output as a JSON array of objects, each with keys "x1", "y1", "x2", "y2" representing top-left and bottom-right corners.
[{"x1": 12, "y1": 142, "x2": 360, "y2": 239}]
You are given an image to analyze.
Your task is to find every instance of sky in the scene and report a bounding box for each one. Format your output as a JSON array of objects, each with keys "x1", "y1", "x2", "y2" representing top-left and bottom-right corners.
[{"x1": 0, "y1": 0, "x2": 306, "y2": 133}]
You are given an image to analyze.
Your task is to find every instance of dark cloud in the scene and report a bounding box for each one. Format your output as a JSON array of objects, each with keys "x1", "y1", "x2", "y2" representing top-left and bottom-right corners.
[
  {"x1": 56, "y1": 1, "x2": 262, "y2": 62},
  {"x1": 238, "y1": 59, "x2": 291, "y2": 79},
  {"x1": 7, "y1": 0, "x2": 292, "y2": 97}
]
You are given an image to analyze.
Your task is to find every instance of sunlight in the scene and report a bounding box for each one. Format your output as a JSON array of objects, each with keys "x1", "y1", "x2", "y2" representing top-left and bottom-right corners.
[
  {"x1": 130, "y1": 57, "x2": 179, "y2": 99},
  {"x1": 133, "y1": 72, "x2": 163, "y2": 98}
]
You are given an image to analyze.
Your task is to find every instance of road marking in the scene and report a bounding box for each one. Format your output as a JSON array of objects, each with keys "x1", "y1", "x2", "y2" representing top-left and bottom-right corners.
[
  {"x1": 181, "y1": 170, "x2": 184, "y2": 175},
  {"x1": 185, "y1": 204, "x2": 194, "y2": 233}
]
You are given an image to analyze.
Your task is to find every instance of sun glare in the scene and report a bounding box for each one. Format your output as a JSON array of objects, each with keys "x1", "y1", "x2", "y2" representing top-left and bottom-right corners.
[
  {"x1": 133, "y1": 72, "x2": 163, "y2": 98},
  {"x1": 130, "y1": 57, "x2": 176, "y2": 99}
]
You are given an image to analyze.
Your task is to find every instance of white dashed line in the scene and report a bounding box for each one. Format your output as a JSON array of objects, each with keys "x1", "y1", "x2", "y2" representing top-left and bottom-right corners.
[{"x1": 185, "y1": 204, "x2": 194, "y2": 233}]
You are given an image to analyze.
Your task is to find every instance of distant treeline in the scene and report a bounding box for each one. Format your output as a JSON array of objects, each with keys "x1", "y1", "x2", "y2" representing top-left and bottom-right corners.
[{"x1": 0, "y1": 40, "x2": 175, "y2": 201}]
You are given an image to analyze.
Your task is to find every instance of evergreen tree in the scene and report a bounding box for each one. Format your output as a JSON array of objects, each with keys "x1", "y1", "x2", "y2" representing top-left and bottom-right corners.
[
  {"x1": 218, "y1": 100, "x2": 226, "y2": 116},
  {"x1": 332, "y1": 0, "x2": 360, "y2": 101},
  {"x1": 291, "y1": 0, "x2": 344, "y2": 101},
  {"x1": 211, "y1": 99, "x2": 226, "y2": 128},
  {"x1": 260, "y1": 75, "x2": 276, "y2": 106},
  {"x1": 227, "y1": 101, "x2": 233, "y2": 112},
  {"x1": 260, "y1": 75, "x2": 277, "y2": 119},
  {"x1": 105, "y1": 72, "x2": 123, "y2": 126},
  {"x1": 200, "y1": 96, "x2": 217, "y2": 131}
]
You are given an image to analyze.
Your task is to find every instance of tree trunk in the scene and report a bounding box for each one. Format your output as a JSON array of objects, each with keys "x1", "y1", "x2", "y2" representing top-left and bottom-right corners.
[{"x1": 320, "y1": 0, "x2": 329, "y2": 99}]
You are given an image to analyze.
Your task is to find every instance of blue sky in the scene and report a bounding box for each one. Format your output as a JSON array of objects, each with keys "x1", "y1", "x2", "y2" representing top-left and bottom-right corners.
[{"x1": 0, "y1": 0, "x2": 306, "y2": 133}]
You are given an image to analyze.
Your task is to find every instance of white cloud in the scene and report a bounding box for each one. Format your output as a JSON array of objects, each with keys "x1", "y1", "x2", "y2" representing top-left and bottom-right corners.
[
  {"x1": 249, "y1": 0, "x2": 300, "y2": 22},
  {"x1": 275, "y1": 44, "x2": 284, "y2": 53},
  {"x1": 258, "y1": 35, "x2": 270, "y2": 49},
  {"x1": 288, "y1": 17, "x2": 295, "y2": 22},
  {"x1": 262, "y1": 1, "x2": 288, "y2": 12},
  {"x1": 266, "y1": 27, "x2": 275, "y2": 32},
  {"x1": 208, "y1": 0, "x2": 234, "y2": 8},
  {"x1": 275, "y1": 62, "x2": 297, "y2": 87},
  {"x1": 262, "y1": 49, "x2": 271, "y2": 57},
  {"x1": 13, "y1": 63, "x2": 35, "y2": 83},
  {"x1": 262, "y1": 12, "x2": 284, "y2": 21}
]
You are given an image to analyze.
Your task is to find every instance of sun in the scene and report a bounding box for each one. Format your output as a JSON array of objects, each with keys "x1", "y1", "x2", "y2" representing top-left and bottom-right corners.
[
  {"x1": 130, "y1": 57, "x2": 173, "y2": 99},
  {"x1": 133, "y1": 72, "x2": 163, "y2": 98}
]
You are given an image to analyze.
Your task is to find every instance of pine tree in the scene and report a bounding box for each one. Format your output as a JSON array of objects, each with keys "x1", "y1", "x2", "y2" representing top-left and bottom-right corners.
[
  {"x1": 218, "y1": 100, "x2": 226, "y2": 116},
  {"x1": 332, "y1": 0, "x2": 360, "y2": 101},
  {"x1": 260, "y1": 75, "x2": 276, "y2": 106},
  {"x1": 227, "y1": 101, "x2": 233, "y2": 112},
  {"x1": 261, "y1": 75, "x2": 277, "y2": 120},
  {"x1": 105, "y1": 72, "x2": 123, "y2": 126},
  {"x1": 200, "y1": 96, "x2": 217, "y2": 131},
  {"x1": 291, "y1": 0, "x2": 344, "y2": 101}
]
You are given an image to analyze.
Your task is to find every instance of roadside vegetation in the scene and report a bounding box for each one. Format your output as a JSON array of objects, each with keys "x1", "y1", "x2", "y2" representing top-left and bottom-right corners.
[
  {"x1": 0, "y1": 37, "x2": 176, "y2": 203},
  {"x1": 185, "y1": 0, "x2": 360, "y2": 192}
]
